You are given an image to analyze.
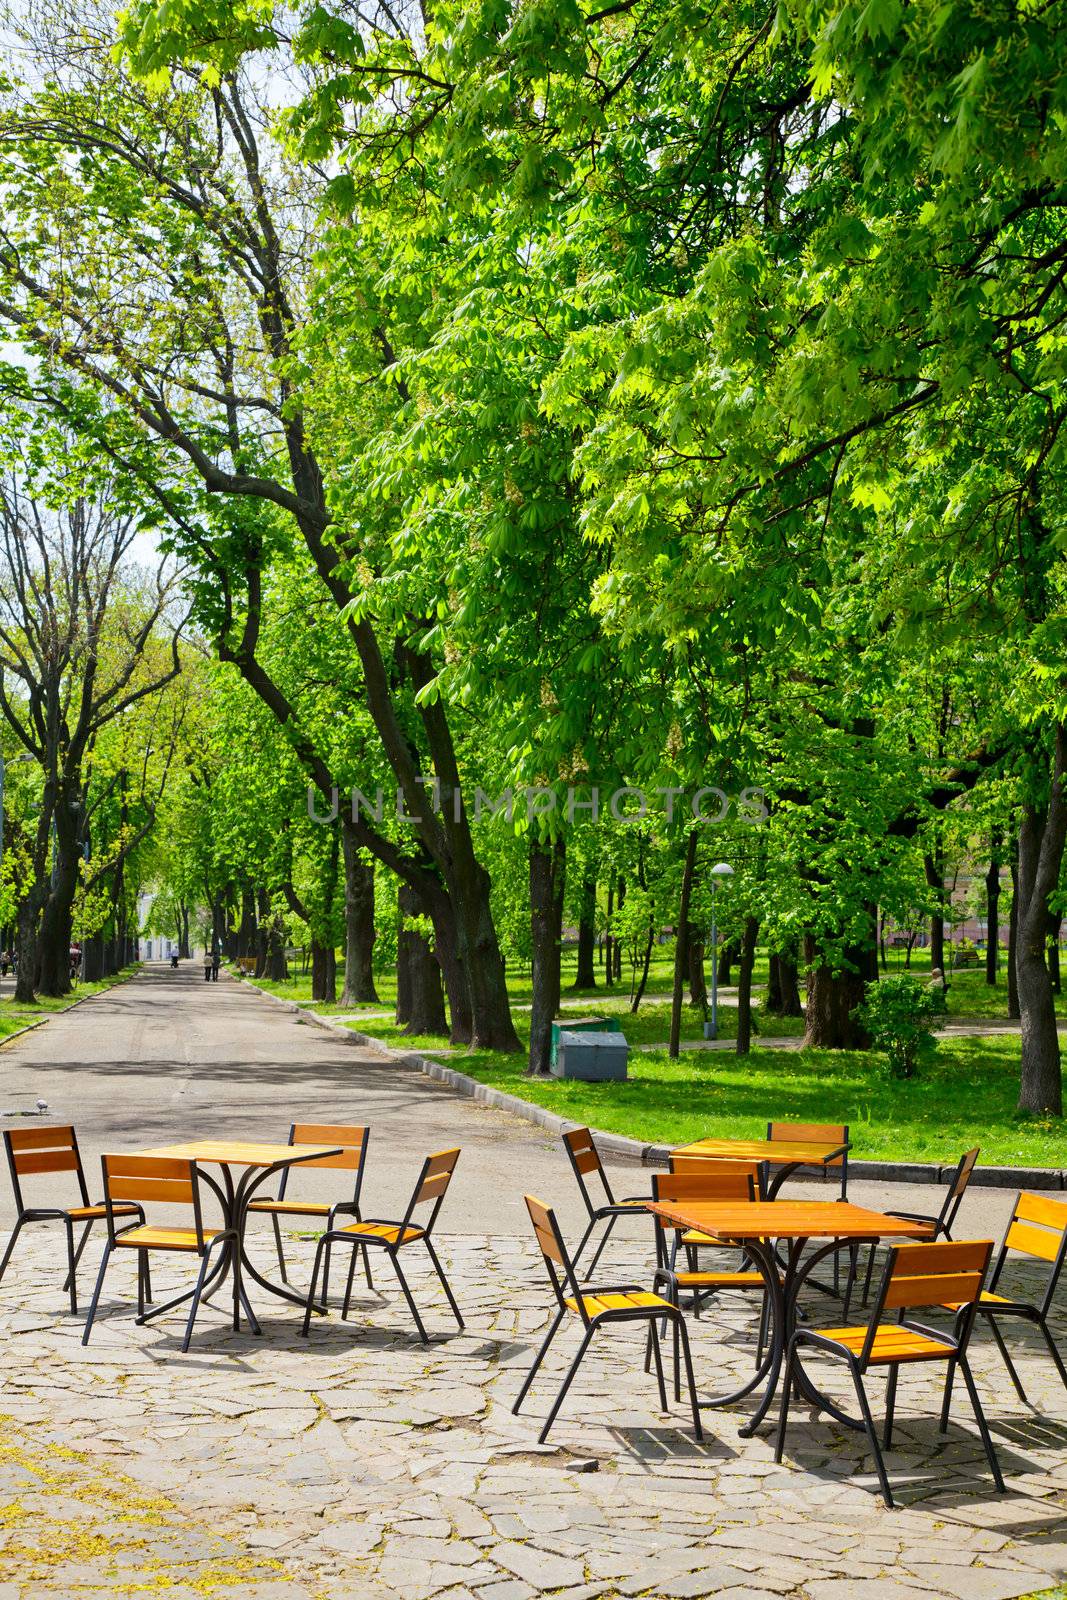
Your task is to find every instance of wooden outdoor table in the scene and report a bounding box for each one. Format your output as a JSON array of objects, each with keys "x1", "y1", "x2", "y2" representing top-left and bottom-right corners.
[
  {"x1": 647, "y1": 1198, "x2": 932, "y2": 1435},
  {"x1": 135, "y1": 1139, "x2": 343, "y2": 1335},
  {"x1": 672, "y1": 1138, "x2": 850, "y2": 1199}
]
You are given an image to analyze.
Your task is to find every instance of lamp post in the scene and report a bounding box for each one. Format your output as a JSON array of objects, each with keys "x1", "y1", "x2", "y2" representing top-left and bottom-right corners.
[{"x1": 703, "y1": 861, "x2": 734, "y2": 1040}]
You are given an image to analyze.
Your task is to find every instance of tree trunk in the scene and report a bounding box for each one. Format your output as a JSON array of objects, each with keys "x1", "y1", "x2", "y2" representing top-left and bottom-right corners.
[
  {"x1": 82, "y1": 931, "x2": 103, "y2": 983},
  {"x1": 985, "y1": 841, "x2": 1000, "y2": 986},
  {"x1": 1016, "y1": 724, "x2": 1066, "y2": 1115},
  {"x1": 397, "y1": 882, "x2": 448, "y2": 1037},
  {"x1": 614, "y1": 878, "x2": 624, "y2": 980},
  {"x1": 341, "y1": 823, "x2": 379, "y2": 1005},
  {"x1": 178, "y1": 903, "x2": 191, "y2": 959},
  {"x1": 1008, "y1": 862, "x2": 1020, "y2": 1020},
  {"x1": 767, "y1": 947, "x2": 803, "y2": 1016},
  {"x1": 311, "y1": 940, "x2": 337, "y2": 1003},
  {"x1": 528, "y1": 837, "x2": 565, "y2": 1075},
  {"x1": 687, "y1": 925, "x2": 708, "y2": 1009},
  {"x1": 924, "y1": 846, "x2": 945, "y2": 977},
  {"x1": 630, "y1": 916, "x2": 655, "y2": 1012},
  {"x1": 669, "y1": 831, "x2": 699, "y2": 1059},
  {"x1": 736, "y1": 915, "x2": 760, "y2": 1055},
  {"x1": 716, "y1": 939, "x2": 738, "y2": 986},
  {"x1": 804, "y1": 934, "x2": 873, "y2": 1048},
  {"x1": 37, "y1": 799, "x2": 81, "y2": 997},
  {"x1": 14, "y1": 892, "x2": 39, "y2": 1004},
  {"x1": 572, "y1": 872, "x2": 597, "y2": 990},
  {"x1": 603, "y1": 878, "x2": 615, "y2": 988}
]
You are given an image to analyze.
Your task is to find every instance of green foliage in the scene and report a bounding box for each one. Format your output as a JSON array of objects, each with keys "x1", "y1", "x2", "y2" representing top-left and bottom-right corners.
[{"x1": 855, "y1": 974, "x2": 949, "y2": 1080}]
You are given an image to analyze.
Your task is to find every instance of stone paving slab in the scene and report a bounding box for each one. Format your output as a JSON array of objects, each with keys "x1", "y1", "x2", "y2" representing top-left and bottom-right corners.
[{"x1": 0, "y1": 1229, "x2": 1064, "y2": 1599}]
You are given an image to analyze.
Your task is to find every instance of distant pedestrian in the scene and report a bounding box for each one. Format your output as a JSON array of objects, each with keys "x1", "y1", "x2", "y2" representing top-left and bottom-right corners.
[{"x1": 211, "y1": 947, "x2": 220, "y2": 983}]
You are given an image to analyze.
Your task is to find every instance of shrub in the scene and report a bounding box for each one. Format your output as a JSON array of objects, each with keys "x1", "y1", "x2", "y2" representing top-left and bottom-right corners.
[{"x1": 854, "y1": 975, "x2": 948, "y2": 1079}]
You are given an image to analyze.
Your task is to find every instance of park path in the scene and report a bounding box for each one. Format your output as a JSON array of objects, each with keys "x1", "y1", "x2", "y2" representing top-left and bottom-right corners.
[{"x1": 0, "y1": 966, "x2": 1063, "y2": 1598}]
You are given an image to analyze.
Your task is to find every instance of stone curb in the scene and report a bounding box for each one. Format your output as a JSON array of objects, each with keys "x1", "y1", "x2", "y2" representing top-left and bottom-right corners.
[{"x1": 239, "y1": 978, "x2": 1067, "y2": 1190}]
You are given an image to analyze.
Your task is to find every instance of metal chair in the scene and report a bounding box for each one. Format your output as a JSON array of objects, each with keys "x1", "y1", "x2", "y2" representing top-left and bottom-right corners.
[
  {"x1": 515, "y1": 1194, "x2": 703, "y2": 1444},
  {"x1": 82, "y1": 1155, "x2": 240, "y2": 1352},
  {"x1": 562, "y1": 1126, "x2": 648, "y2": 1273},
  {"x1": 776, "y1": 1238, "x2": 1003, "y2": 1508},
  {"x1": 940, "y1": 1190, "x2": 1067, "y2": 1415},
  {"x1": 647, "y1": 1169, "x2": 768, "y2": 1389},
  {"x1": 247, "y1": 1123, "x2": 372, "y2": 1302},
  {"x1": 855, "y1": 1146, "x2": 980, "y2": 1311},
  {"x1": 301, "y1": 1148, "x2": 463, "y2": 1344},
  {"x1": 0, "y1": 1126, "x2": 142, "y2": 1314}
]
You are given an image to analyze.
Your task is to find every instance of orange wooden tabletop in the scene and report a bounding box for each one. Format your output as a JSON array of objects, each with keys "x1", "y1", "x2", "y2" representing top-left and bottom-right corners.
[
  {"x1": 673, "y1": 1138, "x2": 850, "y2": 1167},
  {"x1": 139, "y1": 1141, "x2": 342, "y2": 1168},
  {"x1": 647, "y1": 1199, "x2": 934, "y2": 1241}
]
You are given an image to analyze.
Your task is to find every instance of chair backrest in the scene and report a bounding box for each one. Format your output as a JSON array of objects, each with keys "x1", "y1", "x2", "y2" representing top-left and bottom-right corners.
[
  {"x1": 525, "y1": 1193, "x2": 585, "y2": 1319},
  {"x1": 669, "y1": 1154, "x2": 763, "y2": 1189},
  {"x1": 938, "y1": 1146, "x2": 980, "y2": 1232},
  {"x1": 278, "y1": 1123, "x2": 369, "y2": 1203},
  {"x1": 400, "y1": 1148, "x2": 460, "y2": 1235},
  {"x1": 562, "y1": 1126, "x2": 613, "y2": 1212},
  {"x1": 864, "y1": 1238, "x2": 993, "y2": 1367},
  {"x1": 767, "y1": 1120, "x2": 848, "y2": 1194},
  {"x1": 652, "y1": 1171, "x2": 755, "y2": 1264},
  {"x1": 101, "y1": 1155, "x2": 203, "y2": 1247},
  {"x1": 4, "y1": 1125, "x2": 89, "y2": 1213},
  {"x1": 993, "y1": 1191, "x2": 1067, "y2": 1314}
]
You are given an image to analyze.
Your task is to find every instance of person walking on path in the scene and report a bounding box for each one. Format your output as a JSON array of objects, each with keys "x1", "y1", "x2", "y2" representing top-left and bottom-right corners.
[{"x1": 210, "y1": 946, "x2": 220, "y2": 982}]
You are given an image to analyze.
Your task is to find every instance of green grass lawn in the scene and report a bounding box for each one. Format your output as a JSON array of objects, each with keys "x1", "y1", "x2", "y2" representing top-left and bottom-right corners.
[
  {"x1": 339, "y1": 1018, "x2": 1062, "y2": 1169},
  {"x1": 0, "y1": 965, "x2": 141, "y2": 1039}
]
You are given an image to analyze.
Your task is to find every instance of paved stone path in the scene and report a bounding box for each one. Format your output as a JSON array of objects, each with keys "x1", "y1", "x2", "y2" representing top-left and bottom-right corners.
[{"x1": 0, "y1": 968, "x2": 1063, "y2": 1598}]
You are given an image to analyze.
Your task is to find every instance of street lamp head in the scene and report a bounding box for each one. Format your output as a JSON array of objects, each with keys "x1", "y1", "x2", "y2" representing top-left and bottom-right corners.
[{"x1": 709, "y1": 862, "x2": 733, "y2": 878}]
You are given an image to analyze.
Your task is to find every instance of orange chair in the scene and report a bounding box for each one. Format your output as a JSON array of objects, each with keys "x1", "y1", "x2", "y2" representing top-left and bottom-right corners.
[
  {"x1": 82, "y1": 1155, "x2": 239, "y2": 1352},
  {"x1": 562, "y1": 1127, "x2": 649, "y2": 1272},
  {"x1": 941, "y1": 1191, "x2": 1067, "y2": 1415},
  {"x1": 766, "y1": 1121, "x2": 850, "y2": 1198},
  {"x1": 247, "y1": 1123, "x2": 372, "y2": 1301},
  {"x1": 667, "y1": 1156, "x2": 764, "y2": 1254},
  {"x1": 0, "y1": 1126, "x2": 142, "y2": 1313},
  {"x1": 776, "y1": 1239, "x2": 1002, "y2": 1508},
  {"x1": 300, "y1": 1149, "x2": 463, "y2": 1344},
  {"x1": 515, "y1": 1195, "x2": 703, "y2": 1444},
  {"x1": 856, "y1": 1146, "x2": 981, "y2": 1310}
]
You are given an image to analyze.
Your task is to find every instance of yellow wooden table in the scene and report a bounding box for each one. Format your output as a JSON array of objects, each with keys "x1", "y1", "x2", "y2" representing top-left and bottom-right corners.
[
  {"x1": 672, "y1": 1137, "x2": 850, "y2": 1199},
  {"x1": 138, "y1": 1139, "x2": 343, "y2": 1333},
  {"x1": 648, "y1": 1197, "x2": 932, "y2": 1434}
]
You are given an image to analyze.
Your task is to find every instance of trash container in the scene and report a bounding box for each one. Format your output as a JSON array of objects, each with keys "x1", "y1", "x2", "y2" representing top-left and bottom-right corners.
[
  {"x1": 553, "y1": 1030, "x2": 628, "y2": 1082},
  {"x1": 549, "y1": 1015, "x2": 613, "y2": 1070}
]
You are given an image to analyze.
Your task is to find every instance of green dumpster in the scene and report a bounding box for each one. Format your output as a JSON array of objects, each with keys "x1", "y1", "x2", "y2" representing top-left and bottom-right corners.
[{"x1": 549, "y1": 1015, "x2": 613, "y2": 1069}]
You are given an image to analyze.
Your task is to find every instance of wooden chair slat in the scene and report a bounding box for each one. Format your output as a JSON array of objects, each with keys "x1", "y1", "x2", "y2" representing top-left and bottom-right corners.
[
  {"x1": 12, "y1": 1149, "x2": 80, "y2": 1176},
  {"x1": 892, "y1": 1239, "x2": 991, "y2": 1274},
  {"x1": 105, "y1": 1155, "x2": 193, "y2": 1180},
  {"x1": 6, "y1": 1125, "x2": 77, "y2": 1152},
  {"x1": 291, "y1": 1123, "x2": 367, "y2": 1170},
  {"x1": 1015, "y1": 1192, "x2": 1067, "y2": 1231},
  {"x1": 768, "y1": 1121, "x2": 846, "y2": 1164},
  {"x1": 1005, "y1": 1219, "x2": 1065, "y2": 1264},
  {"x1": 669, "y1": 1156, "x2": 762, "y2": 1178},
  {"x1": 108, "y1": 1177, "x2": 194, "y2": 1205},
  {"x1": 652, "y1": 1173, "x2": 753, "y2": 1225},
  {"x1": 424, "y1": 1149, "x2": 460, "y2": 1178},
  {"x1": 884, "y1": 1271, "x2": 985, "y2": 1310}
]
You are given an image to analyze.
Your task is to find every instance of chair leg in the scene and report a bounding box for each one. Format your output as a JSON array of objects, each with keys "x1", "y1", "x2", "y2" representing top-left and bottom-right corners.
[
  {"x1": 940, "y1": 1358, "x2": 957, "y2": 1433},
  {"x1": 182, "y1": 1248, "x2": 214, "y2": 1354},
  {"x1": 774, "y1": 1344, "x2": 796, "y2": 1463},
  {"x1": 81, "y1": 1242, "x2": 113, "y2": 1346},
  {"x1": 0, "y1": 1216, "x2": 24, "y2": 1286},
  {"x1": 539, "y1": 1326, "x2": 594, "y2": 1443},
  {"x1": 64, "y1": 1220, "x2": 79, "y2": 1316},
  {"x1": 648, "y1": 1320, "x2": 668, "y2": 1412},
  {"x1": 322, "y1": 1238, "x2": 333, "y2": 1308},
  {"x1": 424, "y1": 1237, "x2": 464, "y2": 1329},
  {"x1": 137, "y1": 1251, "x2": 147, "y2": 1319},
  {"x1": 341, "y1": 1246, "x2": 358, "y2": 1321},
  {"x1": 271, "y1": 1214, "x2": 288, "y2": 1284},
  {"x1": 63, "y1": 1220, "x2": 94, "y2": 1298},
  {"x1": 986, "y1": 1314, "x2": 1028, "y2": 1403},
  {"x1": 301, "y1": 1236, "x2": 331, "y2": 1338},
  {"x1": 390, "y1": 1251, "x2": 428, "y2": 1344},
  {"x1": 143, "y1": 1254, "x2": 152, "y2": 1305},
  {"x1": 584, "y1": 1215, "x2": 617, "y2": 1277},
  {"x1": 848, "y1": 1362, "x2": 894, "y2": 1509},
  {"x1": 884, "y1": 1364, "x2": 899, "y2": 1450},
  {"x1": 675, "y1": 1317, "x2": 703, "y2": 1441},
  {"x1": 842, "y1": 1245, "x2": 859, "y2": 1318},
  {"x1": 861, "y1": 1244, "x2": 878, "y2": 1307},
  {"x1": 957, "y1": 1353, "x2": 1006, "y2": 1493},
  {"x1": 1038, "y1": 1316, "x2": 1067, "y2": 1392},
  {"x1": 514, "y1": 1307, "x2": 566, "y2": 1414}
]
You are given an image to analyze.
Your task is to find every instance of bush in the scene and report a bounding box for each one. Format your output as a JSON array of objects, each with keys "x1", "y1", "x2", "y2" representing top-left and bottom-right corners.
[{"x1": 854, "y1": 975, "x2": 948, "y2": 1079}]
